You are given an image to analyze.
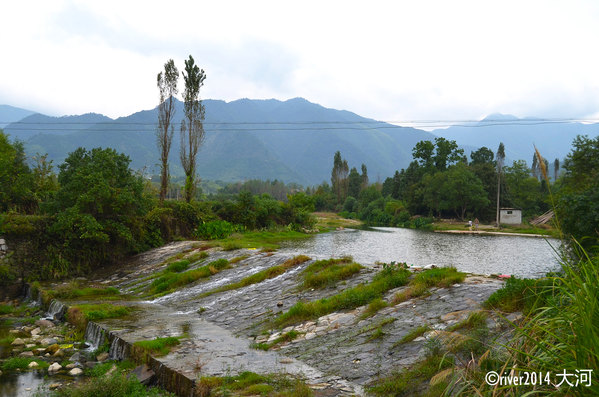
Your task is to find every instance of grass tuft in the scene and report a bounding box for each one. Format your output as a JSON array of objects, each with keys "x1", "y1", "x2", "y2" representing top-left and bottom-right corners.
[{"x1": 301, "y1": 256, "x2": 363, "y2": 289}]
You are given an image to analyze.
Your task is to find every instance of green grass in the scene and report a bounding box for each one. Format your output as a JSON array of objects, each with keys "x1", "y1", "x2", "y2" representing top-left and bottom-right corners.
[
  {"x1": 165, "y1": 259, "x2": 190, "y2": 273},
  {"x1": 149, "y1": 258, "x2": 230, "y2": 295},
  {"x1": 368, "y1": 354, "x2": 454, "y2": 396},
  {"x1": 361, "y1": 298, "x2": 389, "y2": 319},
  {"x1": 196, "y1": 371, "x2": 313, "y2": 397},
  {"x1": 447, "y1": 311, "x2": 488, "y2": 332},
  {"x1": 214, "y1": 230, "x2": 312, "y2": 251},
  {"x1": 45, "y1": 282, "x2": 122, "y2": 301},
  {"x1": 199, "y1": 255, "x2": 311, "y2": 298},
  {"x1": 484, "y1": 276, "x2": 553, "y2": 313},
  {"x1": 275, "y1": 265, "x2": 410, "y2": 328},
  {"x1": 394, "y1": 325, "x2": 431, "y2": 346},
  {"x1": 392, "y1": 267, "x2": 466, "y2": 305},
  {"x1": 54, "y1": 372, "x2": 175, "y2": 397},
  {"x1": 66, "y1": 303, "x2": 133, "y2": 332},
  {"x1": 0, "y1": 357, "x2": 49, "y2": 370},
  {"x1": 133, "y1": 336, "x2": 182, "y2": 356},
  {"x1": 300, "y1": 256, "x2": 363, "y2": 289}
]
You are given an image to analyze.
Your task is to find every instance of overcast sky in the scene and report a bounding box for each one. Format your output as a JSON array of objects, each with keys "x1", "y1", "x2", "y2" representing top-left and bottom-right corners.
[{"x1": 2, "y1": 0, "x2": 599, "y2": 126}]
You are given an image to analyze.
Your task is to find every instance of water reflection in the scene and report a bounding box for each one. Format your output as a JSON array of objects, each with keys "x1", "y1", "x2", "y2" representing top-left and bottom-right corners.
[{"x1": 280, "y1": 227, "x2": 561, "y2": 278}]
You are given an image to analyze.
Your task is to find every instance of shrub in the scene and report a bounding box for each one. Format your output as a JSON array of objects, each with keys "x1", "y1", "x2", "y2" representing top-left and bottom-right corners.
[{"x1": 195, "y1": 220, "x2": 235, "y2": 240}]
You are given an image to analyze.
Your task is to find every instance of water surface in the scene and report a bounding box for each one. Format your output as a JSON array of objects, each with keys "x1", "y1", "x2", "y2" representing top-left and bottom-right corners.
[{"x1": 280, "y1": 227, "x2": 561, "y2": 278}]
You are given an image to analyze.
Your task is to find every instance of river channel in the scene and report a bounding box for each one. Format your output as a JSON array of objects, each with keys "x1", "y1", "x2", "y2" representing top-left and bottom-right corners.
[{"x1": 279, "y1": 227, "x2": 561, "y2": 278}]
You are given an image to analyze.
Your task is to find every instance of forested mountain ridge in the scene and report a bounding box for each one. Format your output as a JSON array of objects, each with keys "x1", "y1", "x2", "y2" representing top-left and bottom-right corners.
[{"x1": 3, "y1": 100, "x2": 599, "y2": 185}]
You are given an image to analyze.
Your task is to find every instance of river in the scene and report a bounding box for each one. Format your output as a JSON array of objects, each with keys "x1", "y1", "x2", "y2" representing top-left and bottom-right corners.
[{"x1": 279, "y1": 227, "x2": 561, "y2": 278}]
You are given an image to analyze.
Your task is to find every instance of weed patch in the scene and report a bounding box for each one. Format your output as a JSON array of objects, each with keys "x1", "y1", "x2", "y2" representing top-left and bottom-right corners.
[
  {"x1": 133, "y1": 336, "x2": 182, "y2": 356},
  {"x1": 200, "y1": 255, "x2": 310, "y2": 298},
  {"x1": 275, "y1": 265, "x2": 410, "y2": 327},
  {"x1": 149, "y1": 258, "x2": 230, "y2": 295},
  {"x1": 196, "y1": 371, "x2": 313, "y2": 397},
  {"x1": 300, "y1": 256, "x2": 363, "y2": 289},
  {"x1": 394, "y1": 325, "x2": 431, "y2": 346}
]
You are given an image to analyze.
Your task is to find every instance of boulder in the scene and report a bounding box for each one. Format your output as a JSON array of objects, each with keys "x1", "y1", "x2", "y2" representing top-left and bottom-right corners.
[
  {"x1": 11, "y1": 338, "x2": 25, "y2": 346},
  {"x1": 96, "y1": 352, "x2": 109, "y2": 362},
  {"x1": 46, "y1": 344, "x2": 60, "y2": 354},
  {"x1": 68, "y1": 368, "x2": 83, "y2": 376},
  {"x1": 128, "y1": 364, "x2": 155, "y2": 386},
  {"x1": 48, "y1": 362, "x2": 62, "y2": 372}
]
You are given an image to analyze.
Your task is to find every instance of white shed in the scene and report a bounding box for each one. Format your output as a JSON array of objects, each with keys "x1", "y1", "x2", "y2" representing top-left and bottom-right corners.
[{"x1": 500, "y1": 208, "x2": 522, "y2": 225}]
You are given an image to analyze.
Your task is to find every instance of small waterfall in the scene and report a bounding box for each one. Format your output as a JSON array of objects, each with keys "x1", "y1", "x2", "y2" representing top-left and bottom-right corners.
[
  {"x1": 109, "y1": 334, "x2": 129, "y2": 361},
  {"x1": 24, "y1": 285, "x2": 42, "y2": 307},
  {"x1": 44, "y1": 299, "x2": 67, "y2": 321},
  {"x1": 84, "y1": 322, "x2": 107, "y2": 351}
]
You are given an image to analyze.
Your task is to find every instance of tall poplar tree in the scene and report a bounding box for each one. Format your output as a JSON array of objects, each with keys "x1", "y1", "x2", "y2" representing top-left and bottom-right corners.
[
  {"x1": 156, "y1": 59, "x2": 178, "y2": 202},
  {"x1": 495, "y1": 142, "x2": 505, "y2": 226},
  {"x1": 180, "y1": 55, "x2": 206, "y2": 202}
]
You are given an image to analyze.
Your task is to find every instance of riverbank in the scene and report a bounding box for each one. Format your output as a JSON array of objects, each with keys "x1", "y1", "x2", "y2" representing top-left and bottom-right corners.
[{"x1": 432, "y1": 219, "x2": 558, "y2": 237}]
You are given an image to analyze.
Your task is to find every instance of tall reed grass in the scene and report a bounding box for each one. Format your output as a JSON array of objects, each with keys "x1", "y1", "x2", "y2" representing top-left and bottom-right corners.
[{"x1": 447, "y1": 148, "x2": 599, "y2": 396}]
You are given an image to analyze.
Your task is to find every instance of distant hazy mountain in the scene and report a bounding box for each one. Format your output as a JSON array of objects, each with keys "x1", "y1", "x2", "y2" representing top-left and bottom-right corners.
[
  {"x1": 0, "y1": 104, "x2": 36, "y2": 128},
  {"x1": 433, "y1": 113, "x2": 599, "y2": 164},
  {"x1": 5, "y1": 101, "x2": 598, "y2": 185},
  {"x1": 4, "y1": 98, "x2": 435, "y2": 185}
]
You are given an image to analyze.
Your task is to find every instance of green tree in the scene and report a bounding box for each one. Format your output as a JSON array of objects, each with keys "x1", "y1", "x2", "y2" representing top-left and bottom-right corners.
[
  {"x1": 503, "y1": 160, "x2": 546, "y2": 217},
  {"x1": 470, "y1": 146, "x2": 494, "y2": 166},
  {"x1": 440, "y1": 164, "x2": 490, "y2": 220},
  {"x1": 348, "y1": 167, "x2": 362, "y2": 199},
  {"x1": 0, "y1": 131, "x2": 35, "y2": 213},
  {"x1": 495, "y1": 142, "x2": 505, "y2": 226},
  {"x1": 557, "y1": 135, "x2": 599, "y2": 251},
  {"x1": 433, "y1": 137, "x2": 464, "y2": 171},
  {"x1": 412, "y1": 140, "x2": 435, "y2": 170},
  {"x1": 157, "y1": 59, "x2": 179, "y2": 202},
  {"x1": 331, "y1": 151, "x2": 349, "y2": 203},
  {"x1": 180, "y1": 55, "x2": 206, "y2": 203},
  {"x1": 49, "y1": 147, "x2": 150, "y2": 267}
]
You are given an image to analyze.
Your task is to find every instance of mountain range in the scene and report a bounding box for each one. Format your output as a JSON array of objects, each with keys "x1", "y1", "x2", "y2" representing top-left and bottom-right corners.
[{"x1": 1, "y1": 99, "x2": 598, "y2": 185}]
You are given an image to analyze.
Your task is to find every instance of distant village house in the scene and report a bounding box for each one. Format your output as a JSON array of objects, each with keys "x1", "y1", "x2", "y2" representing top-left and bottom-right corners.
[{"x1": 500, "y1": 208, "x2": 522, "y2": 225}]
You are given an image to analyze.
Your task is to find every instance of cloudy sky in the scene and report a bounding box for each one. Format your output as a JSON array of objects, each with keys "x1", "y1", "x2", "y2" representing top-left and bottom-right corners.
[{"x1": 2, "y1": 0, "x2": 599, "y2": 126}]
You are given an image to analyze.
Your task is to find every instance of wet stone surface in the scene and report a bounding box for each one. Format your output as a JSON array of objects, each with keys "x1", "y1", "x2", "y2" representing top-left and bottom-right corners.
[{"x1": 85, "y1": 243, "x2": 505, "y2": 395}]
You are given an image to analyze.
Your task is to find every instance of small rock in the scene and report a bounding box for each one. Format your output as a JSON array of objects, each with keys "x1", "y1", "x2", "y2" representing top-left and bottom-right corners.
[
  {"x1": 96, "y1": 352, "x2": 109, "y2": 362},
  {"x1": 11, "y1": 338, "x2": 25, "y2": 346},
  {"x1": 23, "y1": 326, "x2": 34, "y2": 333},
  {"x1": 53, "y1": 349, "x2": 65, "y2": 358},
  {"x1": 35, "y1": 319, "x2": 55, "y2": 328},
  {"x1": 48, "y1": 383, "x2": 61, "y2": 390},
  {"x1": 46, "y1": 344, "x2": 60, "y2": 354},
  {"x1": 30, "y1": 327, "x2": 42, "y2": 336},
  {"x1": 25, "y1": 344, "x2": 36, "y2": 349},
  {"x1": 19, "y1": 351, "x2": 34, "y2": 357},
  {"x1": 69, "y1": 352, "x2": 82, "y2": 362},
  {"x1": 304, "y1": 332, "x2": 316, "y2": 340},
  {"x1": 9, "y1": 329, "x2": 21, "y2": 334},
  {"x1": 31, "y1": 335, "x2": 41, "y2": 341},
  {"x1": 48, "y1": 362, "x2": 62, "y2": 372},
  {"x1": 276, "y1": 301, "x2": 283, "y2": 307},
  {"x1": 279, "y1": 358, "x2": 294, "y2": 364},
  {"x1": 41, "y1": 338, "x2": 58, "y2": 346},
  {"x1": 33, "y1": 348, "x2": 45, "y2": 355},
  {"x1": 68, "y1": 368, "x2": 83, "y2": 376},
  {"x1": 28, "y1": 361, "x2": 39, "y2": 368},
  {"x1": 65, "y1": 363, "x2": 76, "y2": 370},
  {"x1": 85, "y1": 361, "x2": 98, "y2": 368}
]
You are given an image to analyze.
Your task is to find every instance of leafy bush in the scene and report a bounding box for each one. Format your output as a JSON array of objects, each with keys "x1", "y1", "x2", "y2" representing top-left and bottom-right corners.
[{"x1": 195, "y1": 220, "x2": 235, "y2": 240}]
